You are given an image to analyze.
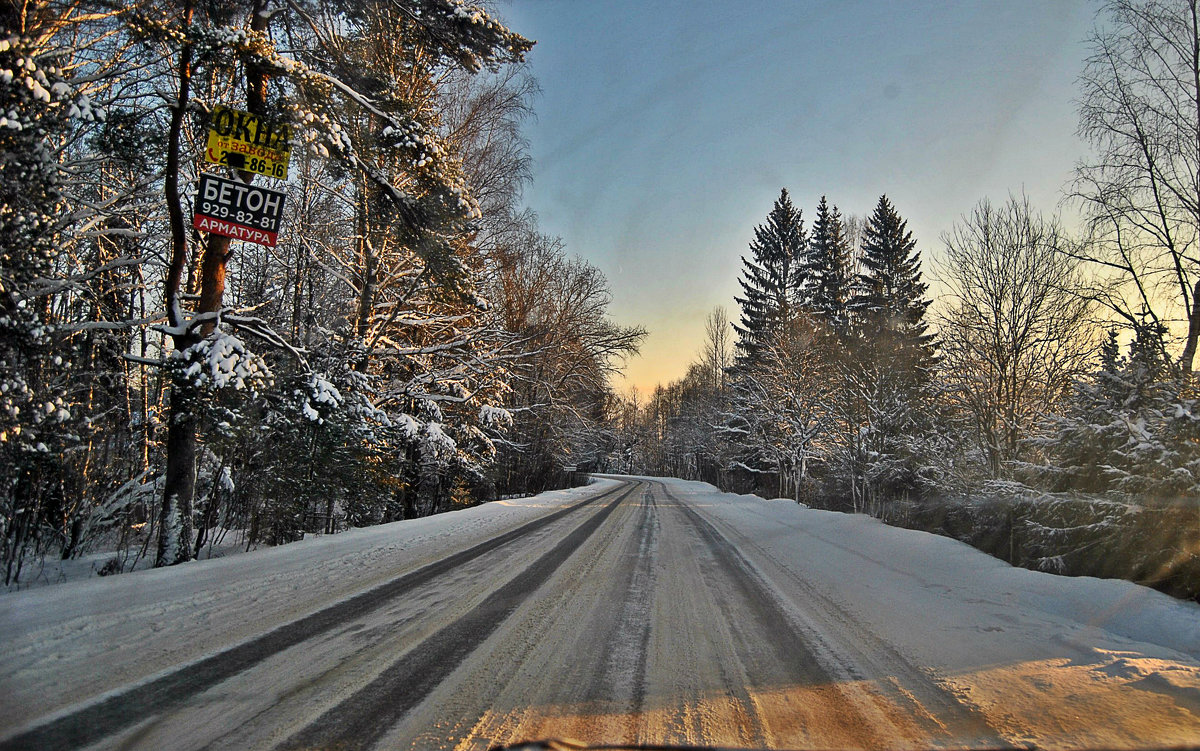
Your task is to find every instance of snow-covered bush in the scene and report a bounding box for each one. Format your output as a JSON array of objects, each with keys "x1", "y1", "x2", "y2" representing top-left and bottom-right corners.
[
  {"x1": 169, "y1": 330, "x2": 273, "y2": 396},
  {"x1": 1035, "y1": 325, "x2": 1200, "y2": 500}
]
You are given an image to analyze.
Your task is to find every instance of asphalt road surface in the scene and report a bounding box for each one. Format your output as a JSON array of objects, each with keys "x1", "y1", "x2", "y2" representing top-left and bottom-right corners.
[{"x1": 2, "y1": 478, "x2": 1009, "y2": 750}]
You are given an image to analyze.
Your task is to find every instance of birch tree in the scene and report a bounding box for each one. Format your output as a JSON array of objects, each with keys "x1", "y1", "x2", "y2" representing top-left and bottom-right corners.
[{"x1": 1072, "y1": 0, "x2": 1200, "y2": 372}]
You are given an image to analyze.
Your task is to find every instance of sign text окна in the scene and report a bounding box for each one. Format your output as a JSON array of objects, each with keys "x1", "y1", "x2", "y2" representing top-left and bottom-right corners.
[{"x1": 205, "y1": 104, "x2": 293, "y2": 179}]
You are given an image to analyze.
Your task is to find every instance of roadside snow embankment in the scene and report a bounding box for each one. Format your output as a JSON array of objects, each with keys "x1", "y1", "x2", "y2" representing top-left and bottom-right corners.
[{"x1": 652, "y1": 476, "x2": 1200, "y2": 748}]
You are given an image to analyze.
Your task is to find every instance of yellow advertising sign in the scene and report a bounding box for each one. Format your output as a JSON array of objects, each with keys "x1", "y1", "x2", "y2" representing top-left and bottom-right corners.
[{"x1": 205, "y1": 105, "x2": 292, "y2": 180}]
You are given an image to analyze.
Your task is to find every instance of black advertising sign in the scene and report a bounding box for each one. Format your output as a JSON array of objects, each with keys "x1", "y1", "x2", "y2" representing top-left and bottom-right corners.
[{"x1": 192, "y1": 173, "x2": 287, "y2": 247}]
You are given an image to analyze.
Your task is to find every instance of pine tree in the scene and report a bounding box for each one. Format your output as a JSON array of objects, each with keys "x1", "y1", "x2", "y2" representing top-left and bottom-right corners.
[
  {"x1": 137, "y1": 0, "x2": 532, "y2": 565},
  {"x1": 733, "y1": 188, "x2": 809, "y2": 369},
  {"x1": 851, "y1": 195, "x2": 935, "y2": 375},
  {"x1": 807, "y1": 195, "x2": 853, "y2": 333}
]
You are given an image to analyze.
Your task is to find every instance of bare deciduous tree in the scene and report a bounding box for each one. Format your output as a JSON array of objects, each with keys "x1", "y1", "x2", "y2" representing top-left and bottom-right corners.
[
  {"x1": 1072, "y1": 0, "x2": 1200, "y2": 371},
  {"x1": 938, "y1": 195, "x2": 1095, "y2": 476},
  {"x1": 701, "y1": 305, "x2": 732, "y2": 390}
]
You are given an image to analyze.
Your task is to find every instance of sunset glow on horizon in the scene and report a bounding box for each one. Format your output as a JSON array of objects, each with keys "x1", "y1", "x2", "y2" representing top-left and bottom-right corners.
[{"x1": 501, "y1": 0, "x2": 1096, "y2": 395}]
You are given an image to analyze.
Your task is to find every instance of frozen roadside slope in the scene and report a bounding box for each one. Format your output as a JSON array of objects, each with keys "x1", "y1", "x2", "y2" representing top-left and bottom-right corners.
[
  {"x1": 654, "y1": 476, "x2": 1200, "y2": 748},
  {"x1": 0, "y1": 479, "x2": 619, "y2": 735}
]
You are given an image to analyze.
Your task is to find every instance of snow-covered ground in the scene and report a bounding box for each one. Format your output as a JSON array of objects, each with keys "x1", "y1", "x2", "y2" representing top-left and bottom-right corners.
[
  {"x1": 2, "y1": 475, "x2": 1199, "y2": 750},
  {"x1": 657, "y1": 476, "x2": 1200, "y2": 748}
]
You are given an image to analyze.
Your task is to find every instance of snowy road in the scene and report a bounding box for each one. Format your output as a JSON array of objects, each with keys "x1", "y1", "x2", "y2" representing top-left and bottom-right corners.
[{"x1": 4, "y1": 477, "x2": 1200, "y2": 750}]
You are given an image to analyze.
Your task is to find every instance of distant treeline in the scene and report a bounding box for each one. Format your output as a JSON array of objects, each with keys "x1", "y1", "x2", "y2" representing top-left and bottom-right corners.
[{"x1": 606, "y1": 0, "x2": 1200, "y2": 601}]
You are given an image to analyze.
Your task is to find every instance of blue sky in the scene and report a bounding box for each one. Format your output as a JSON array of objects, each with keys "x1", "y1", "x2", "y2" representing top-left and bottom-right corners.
[{"x1": 497, "y1": 0, "x2": 1097, "y2": 394}]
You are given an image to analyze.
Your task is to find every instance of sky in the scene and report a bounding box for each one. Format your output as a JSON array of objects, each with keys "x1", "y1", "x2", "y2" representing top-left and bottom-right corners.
[{"x1": 496, "y1": 0, "x2": 1098, "y2": 395}]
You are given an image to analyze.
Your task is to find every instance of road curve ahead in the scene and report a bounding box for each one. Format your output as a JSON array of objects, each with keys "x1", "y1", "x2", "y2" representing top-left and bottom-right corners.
[{"x1": 4, "y1": 478, "x2": 1009, "y2": 750}]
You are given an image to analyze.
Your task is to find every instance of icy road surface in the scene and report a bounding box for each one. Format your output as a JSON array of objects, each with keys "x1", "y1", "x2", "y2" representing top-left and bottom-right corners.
[{"x1": 3, "y1": 477, "x2": 1200, "y2": 750}]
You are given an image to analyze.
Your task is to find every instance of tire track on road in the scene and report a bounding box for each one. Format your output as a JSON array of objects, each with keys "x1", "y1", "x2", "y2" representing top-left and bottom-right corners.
[
  {"x1": 590, "y1": 483, "x2": 657, "y2": 741},
  {"x1": 277, "y1": 481, "x2": 643, "y2": 751},
  {"x1": 658, "y1": 481, "x2": 1008, "y2": 748},
  {"x1": 0, "y1": 481, "x2": 629, "y2": 751},
  {"x1": 395, "y1": 477, "x2": 658, "y2": 748}
]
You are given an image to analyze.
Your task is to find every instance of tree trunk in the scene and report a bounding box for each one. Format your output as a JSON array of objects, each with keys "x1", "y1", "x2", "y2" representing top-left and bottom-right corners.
[
  {"x1": 196, "y1": 235, "x2": 232, "y2": 335},
  {"x1": 156, "y1": 0, "x2": 196, "y2": 567},
  {"x1": 156, "y1": 87, "x2": 234, "y2": 569},
  {"x1": 353, "y1": 179, "x2": 375, "y2": 371},
  {"x1": 157, "y1": 0, "x2": 271, "y2": 566},
  {"x1": 159, "y1": 385, "x2": 196, "y2": 565},
  {"x1": 1180, "y1": 279, "x2": 1200, "y2": 375}
]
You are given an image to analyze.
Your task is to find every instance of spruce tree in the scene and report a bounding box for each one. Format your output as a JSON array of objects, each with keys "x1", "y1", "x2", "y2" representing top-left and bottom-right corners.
[
  {"x1": 1125, "y1": 320, "x2": 1171, "y2": 409},
  {"x1": 1040, "y1": 330, "x2": 1127, "y2": 492},
  {"x1": 808, "y1": 195, "x2": 853, "y2": 333},
  {"x1": 851, "y1": 195, "x2": 935, "y2": 375},
  {"x1": 1099, "y1": 328, "x2": 1122, "y2": 376},
  {"x1": 733, "y1": 188, "x2": 809, "y2": 369},
  {"x1": 833, "y1": 196, "x2": 936, "y2": 505},
  {"x1": 1097, "y1": 328, "x2": 1125, "y2": 406},
  {"x1": 1043, "y1": 322, "x2": 1194, "y2": 496}
]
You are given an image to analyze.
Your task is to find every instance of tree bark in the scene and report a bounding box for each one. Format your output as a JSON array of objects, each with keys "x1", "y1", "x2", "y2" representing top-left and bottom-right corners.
[
  {"x1": 157, "y1": 0, "x2": 196, "y2": 567},
  {"x1": 159, "y1": 394, "x2": 197, "y2": 565},
  {"x1": 353, "y1": 176, "x2": 375, "y2": 370},
  {"x1": 158, "y1": 0, "x2": 271, "y2": 565},
  {"x1": 196, "y1": 235, "x2": 232, "y2": 336}
]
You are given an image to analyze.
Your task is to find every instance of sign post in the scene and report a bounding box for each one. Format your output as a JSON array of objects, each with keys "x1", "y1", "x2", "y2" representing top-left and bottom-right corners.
[{"x1": 192, "y1": 172, "x2": 287, "y2": 247}]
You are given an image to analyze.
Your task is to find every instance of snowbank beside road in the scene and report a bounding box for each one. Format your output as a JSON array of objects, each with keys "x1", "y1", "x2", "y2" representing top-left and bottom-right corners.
[
  {"x1": 655, "y1": 477, "x2": 1200, "y2": 660},
  {"x1": 649, "y1": 476, "x2": 1200, "y2": 748}
]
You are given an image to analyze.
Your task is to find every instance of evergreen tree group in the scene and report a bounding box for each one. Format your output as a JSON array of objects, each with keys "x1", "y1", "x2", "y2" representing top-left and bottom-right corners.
[{"x1": 725, "y1": 189, "x2": 936, "y2": 507}]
